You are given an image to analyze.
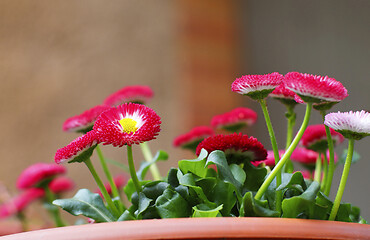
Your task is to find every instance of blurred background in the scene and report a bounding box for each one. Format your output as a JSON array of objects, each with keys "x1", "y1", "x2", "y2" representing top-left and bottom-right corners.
[{"x1": 0, "y1": 0, "x2": 369, "y2": 224}]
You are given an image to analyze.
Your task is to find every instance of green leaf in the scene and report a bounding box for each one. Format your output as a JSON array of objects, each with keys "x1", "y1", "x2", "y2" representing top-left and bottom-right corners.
[
  {"x1": 179, "y1": 173, "x2": 196, "y2": 186},
  {"x1": 53, "y1": 189, "x2": 116, "y2": 222},
  {"x1": 276, "y1": 172, "x2": 307, "y2": 193},
  {"x1": 192, "y1": 204, "x2": 223, "y2": 218},
  {"x1": 196, "y1": 177, "x2": 217, "y2": 198},
  {"x1": 336, "y1": 203, "x2": 362, "y2": 223},
  {"x1": 206, "y1": 150, "x2": 242, "y2": 192},
  {"x1": 137, "y1": 192, "x2": 153, "y2": 217},
  {"x1": 359, "y1": 217, "x2": 368, "y2": 224},
  {"x1": 265, "y1": 173, "x2": 307, "y2": 210},
  {"x1": 155, "y1": 188, "x2": 191, "y2": 218},
  {"x1": 117, "y1": 209, "x2": 136, "y2": 221},
  {"x1": 167, "y1": 168, "x2": 179, "y2": 187},
  {"x1": 209, "y1": 180, "x2": 237, "y2": 216},
  {"x1": 137, "y1": 150, "x2": 168, "y2": 180},
  {"x1": 229, "y1": 164, "x2": 246, "y2": 186},
  {"x1": 179, "y1": 173, "x2": 215, "y2": 207},
  {"x1": 243, "y1": 161, "x2": 268, "y2": 192},
  {"x1": 240, "y1": 192, "x2": 279, "y2": 217},
  {"x1": 178, "y1": 149, "x2": 208, "y2": 178},
  {"x1": 124, "y1": 179, "x2": 151, "y2": 202},
  {"x1": 282, "y1": 182, "x2": 327, "y2": 220},
  {"x1": 141, "y1": 181, "x2": 169, "y2": 200},
  {"x1": 299, "y1": 181, "x2": 320, "y2": 201}
]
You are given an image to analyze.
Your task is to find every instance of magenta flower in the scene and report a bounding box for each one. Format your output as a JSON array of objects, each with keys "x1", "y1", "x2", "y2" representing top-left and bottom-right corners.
[
  {"x1": 324, "y1": 110, "x2": 370, "y2": 140},
  {"x1": 284, "y1": 72, "x2": 348, "y2": 104},
  {"x1": 0, "y1": 188, "x2": 45, "y2": 218},
  {"x1": 16, "y1": 163, "x2": 66, "y2": 189},
  {"x1": 196, "y1": 133, "x2": 267, "y2": 164},
  {"x1": 173, "y1": 126, "x2": 214, "y2": 151},
  {"x1": 94, "y1": 103, "x2": 161, "y2": 147},
  {"x1": 269, "y1": 82, "x2": 299, "y2": 106},
  {"x1": 300, "y1": 124, "x2": 344, "y2": 152},
  {"x1": 55, "y1": 130, "x2": 99, "y2": 164},
  {"x1": 49, "y1": 177, "x2": 74, "y2": 194},
  {"x1": 103, "y1": 85, "x2": 154, "y2": 107},
  {"x1": 95, "y1": 175, "x2": 127, "y2": 197},
  {"x1": 232, "y1": 72, "x2": 284, "y2": 100},
  {"x1": 290, "y1": 147, "x2": 318, "y2": 166},
  {"x1": 62, "y1": 105, "x2": 111, "y2": 133},
  {"x1": 252, "y1": 150, "x2": 284, "y2": 168},
  {"x1": 211, "y1": 107, "x2": 257, "y2": 132}
]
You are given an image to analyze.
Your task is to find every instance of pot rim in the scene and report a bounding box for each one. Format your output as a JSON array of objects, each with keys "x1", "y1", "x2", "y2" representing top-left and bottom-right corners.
[{"x1": 1, "y1": 217, "x2": 369, "y2": 240}]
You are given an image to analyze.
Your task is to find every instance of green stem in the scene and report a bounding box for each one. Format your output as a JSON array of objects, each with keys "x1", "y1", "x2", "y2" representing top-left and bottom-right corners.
[
  {"x1": 127, "y1": 145, "x2": 142, "y2": 193},
  {"x1": 44, "y1": 186, "x2": 65, "y2": 227},
  {"x1": 329, "y1": 139, "x2": 355, "y2": 221},
  {"x1": 140, "y1": 142, "x2": 161, "y2": 180},
  {"x1": 321, "y1": 111, "x2": 336, "y2": 196},
  {"x1": 84, "y1": 159, "x2": 120, "y2": 218},
  {"x1": 258, "y1": 99, "x2": 281, "y2": 213},
  {"x1": 314, "y1": 154, "x2": 322, "y2": 184},
  {"x1": 284, "y1": 105, "x2": 296, "y2": 173},
  {"x1": 16, "y1": 212, "x2": 28, "y2": 232},
  {"x1": 321, "y1": 153, "x2": 328, "y2": 192},
  {"x1": 96, "y1": 145, "x2": 124, "y2": 212},
  {"x1": 255, "y1": 102, "x2": 312, "y2": 200}
]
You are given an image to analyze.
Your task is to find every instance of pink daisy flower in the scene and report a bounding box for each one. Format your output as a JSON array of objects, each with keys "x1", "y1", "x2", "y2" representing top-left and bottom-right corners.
[
  {"x1": 173, "y1": 126, "x2": 214, "y2": 151},
  {"x1": 93, "y1": 103, "x2": 161, "y2": 147},
  {"x1": 300, "y1": 124, "x2": 344, "y2": 152},
  {"x1": 49, "y1": 177, "x2": 74, "y2": 194},
  {"x1": 290, "y1": 147, "x2": 318, "y2": 166},
  {"x1": 231, "y1": 72, "x2": 284, "y2": 100},
  {"x1": 103, "y1": 85, "x2": 154, "y2": 107},
  {"x1": 16, "y1": 163, "x2": 66, "y2": 189},
  {"x1": 95, "y1": 175, "x2": 127, "y2": 197},
  {"x1": 324, "y1": 110, "x2": 370, "y2": 140},
  {"x1": 284, "y1": 72, "x2": 348, "y2": 104},
  {"x1": 269, "y1": 82, "x2": 299, "y2": 106},
  {"x1": 55, "y1": 130, "x2": 99, "y2": 164},
  {"x1": 62, "y1": 105, "x2": 111, "y2": 133},
  {"x1": 0, "y1": 188, "x2": 45, "y2": 218},
  {"x1": 195, "y1": 133, "x2": 267, "y2": 164},
  {"x1": 252, "y1": 150, "x2": 284, "y2": 168},
  {"x1": 211, "y1": 107, "x2": 257, "y2": 132}
]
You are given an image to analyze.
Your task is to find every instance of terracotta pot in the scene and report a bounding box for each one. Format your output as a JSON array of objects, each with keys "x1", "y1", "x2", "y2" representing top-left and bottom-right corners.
[
  {"x1": 0, "y1": 222, "x2": 22, "y2": 237},
  {"x1": 0, "y1": 218, "x2": 369, "y2": 240}
]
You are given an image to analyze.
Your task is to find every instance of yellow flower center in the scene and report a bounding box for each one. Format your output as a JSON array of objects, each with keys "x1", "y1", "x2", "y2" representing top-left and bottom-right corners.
[{"x1": 119, "y1": 118, "x2": 138, "y2": 134}]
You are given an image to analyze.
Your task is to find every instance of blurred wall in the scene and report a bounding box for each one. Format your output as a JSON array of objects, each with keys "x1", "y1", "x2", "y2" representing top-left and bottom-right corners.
[
  {"x1": 0, "y1": 0, "x2": 241, "y2": 223},
  {"x1": 241, "y1": 0, "x2": 370, "y2": 219},
  {"x1": 0, "y1": 0, "x2": 180, "y2": 199}
]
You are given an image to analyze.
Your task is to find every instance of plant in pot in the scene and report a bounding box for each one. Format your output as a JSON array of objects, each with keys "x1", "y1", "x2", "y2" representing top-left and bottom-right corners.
[{"x1": 1, "y1": 74, "x2": 369, "y2": 240}]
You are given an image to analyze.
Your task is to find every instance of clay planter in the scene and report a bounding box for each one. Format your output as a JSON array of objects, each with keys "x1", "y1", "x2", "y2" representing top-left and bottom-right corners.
[
  {"x1": 1, "y1": 218, "x2": 369, "y2": 240},
  {"x1": 0, "y1": 222, "x2": 22, "y2": 237}
]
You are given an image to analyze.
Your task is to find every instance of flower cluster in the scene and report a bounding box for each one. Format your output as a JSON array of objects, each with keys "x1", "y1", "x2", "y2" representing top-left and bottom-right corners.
[
  {"x1": 0, "y1": 163, "x2": 74, "y2": 226},
  {"x1": 56, "y1": 91, "x2": 161, "y2": 164},
  {"x1": 49, "y1": 74, "x2": 370, "y2": 225},
  {"x1": 3, "y1": 70, "x2": 369, "y2": 234}
]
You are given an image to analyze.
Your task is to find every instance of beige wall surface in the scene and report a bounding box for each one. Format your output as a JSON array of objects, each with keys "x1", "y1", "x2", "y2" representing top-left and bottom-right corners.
[
  {"x1": 0, "y1": 0, "x2": 182, "y2": 196},
  {"x1": 0, "y1": 0, "x2": 241, "y2": 224}
]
